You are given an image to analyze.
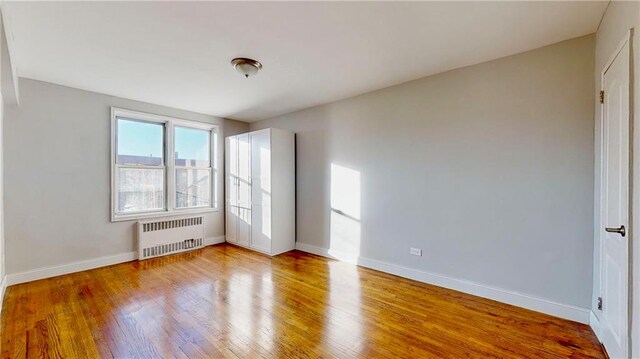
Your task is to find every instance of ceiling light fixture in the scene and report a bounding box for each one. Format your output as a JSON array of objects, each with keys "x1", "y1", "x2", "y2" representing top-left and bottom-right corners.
[{"x1": 231, "y1": 57, "x2": 263, "y2": 78}]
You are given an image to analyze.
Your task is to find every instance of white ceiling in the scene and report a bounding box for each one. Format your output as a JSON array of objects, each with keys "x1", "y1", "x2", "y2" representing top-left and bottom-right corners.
[{"x1": 4, "y1": 1, "x2": 608, "y2": 122}]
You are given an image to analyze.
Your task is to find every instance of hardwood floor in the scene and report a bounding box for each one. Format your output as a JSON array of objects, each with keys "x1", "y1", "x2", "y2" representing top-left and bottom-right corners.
[{"x1": 1, "y1": 244, "x2": 604, "y2": 358}]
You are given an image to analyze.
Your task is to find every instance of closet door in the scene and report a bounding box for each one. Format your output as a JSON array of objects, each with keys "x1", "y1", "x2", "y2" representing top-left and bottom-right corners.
[
  {"x1": 250, "y1": 130, "x2": 271, "y2": 253},
  {"x1": 225, "y1": 136, "x2": 238, "y2": 243},
  {"x1": 236, "y1": 133, "x2": 251, "y2": 246}
]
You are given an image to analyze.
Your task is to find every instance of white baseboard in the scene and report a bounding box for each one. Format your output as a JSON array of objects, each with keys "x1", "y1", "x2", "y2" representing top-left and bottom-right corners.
[
  {"x1": 295, "y1": 242, "x2": 590, "y2": 324},
  {"x1": 5, "y1": 236, "x2": 226, "y2": 287},
  {"x1": 6, "y1": 252, "x2": 136, "y2": 286},
  {"x1": 590, "y1": 310, "x2": 602, "y2": 341},
  {"x1": 205, "y1": 235, "x2": 225, "y2": 246}
]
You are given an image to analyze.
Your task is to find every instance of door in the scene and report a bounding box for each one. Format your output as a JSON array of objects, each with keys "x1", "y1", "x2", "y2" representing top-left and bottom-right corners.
[
  {"x1": 225, "y1": 136, "x2": 238, "y2": 243},
  {"x1": 250, "y1": 130, "x2": 272, "y2": 253},
  {"x1": 237, "y1": 133, "x2": 251, "y2": 247},
  {"x1": 600, "y1": 38, "x2": 630, "y2": 359}
]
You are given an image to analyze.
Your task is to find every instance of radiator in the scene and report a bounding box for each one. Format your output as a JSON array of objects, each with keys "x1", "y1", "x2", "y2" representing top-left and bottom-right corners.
[{"x1": 137, "y1": 216, "x2": 205, "y2": 260}]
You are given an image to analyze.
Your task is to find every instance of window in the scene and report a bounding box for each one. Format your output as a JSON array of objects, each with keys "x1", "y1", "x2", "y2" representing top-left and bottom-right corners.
[
  {"x1": 116, "y1": 119, "x2": 165, "y2": 214},
  {"x1": 175, "y1": 126, "x2": 211, "y2": 208},
  {"x1": 111, "y1": 108, "x2": 218, "y2": 221}
]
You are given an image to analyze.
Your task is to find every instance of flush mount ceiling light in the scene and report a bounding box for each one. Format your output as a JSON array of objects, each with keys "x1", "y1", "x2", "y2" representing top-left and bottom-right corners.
[{"x1": 231, "y1": 57, "x2": 263, "y2": 78}]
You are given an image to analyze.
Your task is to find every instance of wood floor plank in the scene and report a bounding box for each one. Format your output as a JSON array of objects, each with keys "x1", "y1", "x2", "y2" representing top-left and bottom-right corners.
[{"x1": 0, "y1": 244, "x2": 604, "y2": 358}]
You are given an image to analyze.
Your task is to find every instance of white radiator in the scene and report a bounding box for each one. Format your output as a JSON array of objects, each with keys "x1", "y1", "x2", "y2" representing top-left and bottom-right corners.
[{"x1": 137, "y1": 216, "x2": 205, "y2": 260}]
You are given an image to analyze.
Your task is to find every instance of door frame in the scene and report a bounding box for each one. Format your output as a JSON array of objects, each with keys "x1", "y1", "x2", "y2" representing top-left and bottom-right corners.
[{"x1": 596, "y1": 28, "x2": 633, "y2": 356}]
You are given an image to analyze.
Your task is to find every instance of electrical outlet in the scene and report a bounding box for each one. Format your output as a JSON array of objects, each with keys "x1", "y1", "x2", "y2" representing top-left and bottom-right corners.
[{"x1": 410, "y1": 248, "x2": 422, "y2": 256}]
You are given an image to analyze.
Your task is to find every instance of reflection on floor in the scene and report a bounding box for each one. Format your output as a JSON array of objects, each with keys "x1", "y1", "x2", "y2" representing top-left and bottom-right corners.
[{"x1": 0, "y1": 244, "x2": 604, "y2": 358}]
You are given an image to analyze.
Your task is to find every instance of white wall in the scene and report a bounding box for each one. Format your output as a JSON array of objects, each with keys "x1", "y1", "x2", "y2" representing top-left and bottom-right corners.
[
  {"x1": 0, "y1": 94, "x2": 4, "y2": 292},
  {"x1": 251, "y1": 35, "x2": 596, "y2": 314},
  {"x1": 591, "y1": 1, "x2": 640, "y2": 355},
  {"x1": 3, "y1": 78, "x2": 247, "y2": 276}
]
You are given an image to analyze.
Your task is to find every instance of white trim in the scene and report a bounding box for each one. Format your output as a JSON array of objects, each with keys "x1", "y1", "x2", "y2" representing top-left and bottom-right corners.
[
  {"x1": 205, "y1": 235, "x2": 226, "y2": 246},
  {"x1": 112, "y1": 207, "x2": 218, "y2": 223},
  {"x1": 591, "y1": 310, "x2": 603, "y2": 342},
  {"x1": 295, "y1": 242, "x2": 590, "y2": 324},
  {"x1": 6, "y1": 252, "x2": 136, "y2": 286},
  {"x1": 4, "y1": 236, "x2": 226, "y2": 286}
]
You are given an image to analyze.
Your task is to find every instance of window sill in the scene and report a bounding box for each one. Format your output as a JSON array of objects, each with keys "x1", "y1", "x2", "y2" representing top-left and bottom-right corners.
[{"x1": 111, "y1": 207, "x2": 220, "y2": 223}]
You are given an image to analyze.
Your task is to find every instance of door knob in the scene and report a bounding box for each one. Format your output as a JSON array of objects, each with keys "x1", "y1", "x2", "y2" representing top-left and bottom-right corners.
[{"x1": 605, "y1": 225, "x2": 626, "y2": 237}]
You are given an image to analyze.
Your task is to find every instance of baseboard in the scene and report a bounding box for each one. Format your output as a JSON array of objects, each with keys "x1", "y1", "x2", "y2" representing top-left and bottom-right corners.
[
  {"x1": 295, "y1": 242, "x2": 590, "y2": 324},
  {"x1": 205, "y1": 235, "x2": 225, "y2": 246},
  {"x1": 5, "y1": 236, "x2": 226, "y2": 287},
  {"x1": 590, "y1": 310, "x2": 602, "y2": 341},
  {"x1": 6, "y1": 252, "x2": 136, "y2": 286}
]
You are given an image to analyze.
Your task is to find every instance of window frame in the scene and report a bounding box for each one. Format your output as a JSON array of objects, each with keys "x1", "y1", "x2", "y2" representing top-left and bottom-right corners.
[
  {"x1": 115, "y1": 117, "x2": 167, "y2": 216},
  {"x1": 110, "y1": 107, "x2": 219, "y2": 222}
]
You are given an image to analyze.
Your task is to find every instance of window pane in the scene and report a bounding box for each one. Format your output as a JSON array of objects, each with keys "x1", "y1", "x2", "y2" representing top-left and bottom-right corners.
[
  {"x1": 117, "y1": 118, "x2": 164, "y2": 166},
  {"x1": 175, "y1": 127, "x2": 210, "y2": 167},
  {"x1": 176, "y1": 169, "x2": 210, "y2": 208},
  {"x1": 117, "y1": 167, "x2": 164, "y2": 213}
]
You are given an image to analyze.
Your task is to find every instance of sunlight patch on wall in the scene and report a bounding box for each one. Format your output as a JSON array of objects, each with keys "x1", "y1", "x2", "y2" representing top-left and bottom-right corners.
[{"x1": 329, "y1": 164, "x2": 361, "y2": 262}]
